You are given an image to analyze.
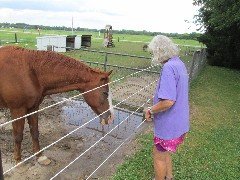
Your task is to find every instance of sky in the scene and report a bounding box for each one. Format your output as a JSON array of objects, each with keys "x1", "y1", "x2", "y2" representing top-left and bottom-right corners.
[{"x1": 0, "y1": 0, "x2": 201, "y2": 34}]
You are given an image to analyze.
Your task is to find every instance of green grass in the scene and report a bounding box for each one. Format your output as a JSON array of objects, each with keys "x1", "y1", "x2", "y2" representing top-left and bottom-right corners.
[
  {"x1": 112, "y1": 66, "x2": 240, "y2": 180},
  {"x1": 0, "y1": 27, "x2": 199, "y2": 78},
  {"x1": 0, "y1": 27, "x2": 202, "y2": 49}
]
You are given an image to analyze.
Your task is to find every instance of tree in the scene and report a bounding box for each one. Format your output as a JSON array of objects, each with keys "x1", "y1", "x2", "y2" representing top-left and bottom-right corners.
[{"x1": 193, "y1": 0, "x2": 240, "y2": 69}]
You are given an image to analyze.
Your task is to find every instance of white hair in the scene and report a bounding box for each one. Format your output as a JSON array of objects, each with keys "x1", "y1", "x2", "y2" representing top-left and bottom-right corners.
[{"x1": 148, "y1": 35, "x2": 180, "y2": 65}]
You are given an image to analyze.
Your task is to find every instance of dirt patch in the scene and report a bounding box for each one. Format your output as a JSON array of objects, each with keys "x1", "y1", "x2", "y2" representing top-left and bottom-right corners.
[{"x1": 0, "y1": 75, "x2": 156, "y2": 180}]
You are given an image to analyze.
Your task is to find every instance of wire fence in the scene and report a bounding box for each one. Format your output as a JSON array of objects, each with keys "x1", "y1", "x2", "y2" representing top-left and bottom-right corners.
[
  {"x1": 78, "y1": 47, "x2": 207, "y2": 108},
  {"x1": 0, "y1": 47, "x2": 207, "y2": 179},
  {"x1": 0, "y1": 64, "x2": 159, "y2": 179},
  {"x1": 78, "y1": 46, "x2": 207, "y2": 81}
]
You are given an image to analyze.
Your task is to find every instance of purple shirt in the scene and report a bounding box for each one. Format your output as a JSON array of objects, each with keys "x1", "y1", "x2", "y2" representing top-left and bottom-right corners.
[{"x1": 153, "y1": 56, "x2": 190, "y2": 140}]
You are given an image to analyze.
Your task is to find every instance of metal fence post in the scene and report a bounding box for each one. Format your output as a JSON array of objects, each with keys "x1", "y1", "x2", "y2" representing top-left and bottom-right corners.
[
  {"x1": 0, "y1": 149, "x2": 3, "y2": 180},
  {"x1": 104, "y1": 53, "x2": 108, "y2": 72}
]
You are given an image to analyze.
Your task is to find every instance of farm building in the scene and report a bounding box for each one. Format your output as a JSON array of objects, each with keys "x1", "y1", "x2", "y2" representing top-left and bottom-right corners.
[
  {"x1": 81, "y1": 35, "x2": 92, "y2": 47},
  {"x1": 36, "y1": 35, "x2": 92, "y2": 52}
]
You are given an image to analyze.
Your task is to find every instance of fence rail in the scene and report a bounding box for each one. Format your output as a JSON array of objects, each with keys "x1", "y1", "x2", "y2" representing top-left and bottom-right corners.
[
  {"x1": 77, "y1": 47, "x2": 207, "y2": 81},
  {"x1": 80, "y1": 60, "x2": 159, "y2": 74},
  {"x1": 77, "y1": 47, "x2": 207, "y2": 108}
]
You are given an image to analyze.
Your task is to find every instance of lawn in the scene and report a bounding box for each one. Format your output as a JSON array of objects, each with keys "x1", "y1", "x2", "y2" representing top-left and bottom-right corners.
[{"x1": 112, "y1": 66, "x2": 240, "y2": 180}]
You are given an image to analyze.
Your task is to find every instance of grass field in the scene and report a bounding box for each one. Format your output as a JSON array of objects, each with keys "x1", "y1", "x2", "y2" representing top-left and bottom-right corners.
[
  {"x1": 0, "y1": 27, "x2": 201, "y2": 72},
  {"x1": 112, "y1": 66, "x2": 240, "y2": 180},
  {"x1": 0, "y1": 28, "x2": 202, "y2": 53}
]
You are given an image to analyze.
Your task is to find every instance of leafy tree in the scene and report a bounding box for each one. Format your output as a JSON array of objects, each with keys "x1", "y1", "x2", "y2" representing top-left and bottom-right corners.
[{"x1": 193, "y1": 0, "x2": 240, "y2": 69}]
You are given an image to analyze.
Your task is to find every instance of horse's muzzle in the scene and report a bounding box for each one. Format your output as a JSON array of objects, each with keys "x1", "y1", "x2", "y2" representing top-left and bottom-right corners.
[{"x1": 100, "y1": 110, "x2": 114, "y2": 125}]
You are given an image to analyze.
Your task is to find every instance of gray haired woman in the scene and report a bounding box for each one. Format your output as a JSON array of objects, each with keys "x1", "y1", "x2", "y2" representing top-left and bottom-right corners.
[{"x1": 145, "y1": 35, "x2": 190, "y2": 180}]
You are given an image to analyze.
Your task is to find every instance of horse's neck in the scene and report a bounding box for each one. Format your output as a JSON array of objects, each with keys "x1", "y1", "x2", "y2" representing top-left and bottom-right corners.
[{"x1": 31, "y1": 54, "x2": 95, "y2": 95}]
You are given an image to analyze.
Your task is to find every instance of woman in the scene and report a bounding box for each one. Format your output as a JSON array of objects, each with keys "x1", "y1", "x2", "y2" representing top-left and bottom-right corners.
[{"x1": 145, "y1": 35, "x2": 190, "y2": 180}]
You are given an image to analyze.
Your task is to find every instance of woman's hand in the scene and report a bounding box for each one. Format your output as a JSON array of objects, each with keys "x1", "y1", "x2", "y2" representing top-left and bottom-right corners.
[{"x1": 144, "y1": 108, "x2": 153, "y2": 121}]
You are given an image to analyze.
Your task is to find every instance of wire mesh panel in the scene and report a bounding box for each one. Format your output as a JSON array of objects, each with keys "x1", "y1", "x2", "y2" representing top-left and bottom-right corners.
[
  {"x1": 79, "y1": 48, "x2": 207, "y2": 109},
  {"x1": 189, "y1": 48, "x2": 207, "y2": 81},
  {"x1": 80, "y1": 51, "x2": 161, "y2": 109}
]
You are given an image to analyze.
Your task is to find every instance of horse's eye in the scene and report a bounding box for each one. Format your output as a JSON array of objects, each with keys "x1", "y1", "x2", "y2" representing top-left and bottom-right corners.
[{"x1": 103, "y1": 92, "x2": 109, "y2": 97}]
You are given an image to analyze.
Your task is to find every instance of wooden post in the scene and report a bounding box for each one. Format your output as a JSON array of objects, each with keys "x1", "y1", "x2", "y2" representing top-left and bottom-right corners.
[
  {"x1": 104, "y1": 53, "x2": 108, "y2": 72},
  {"x1": 0, "y1": 149, "x2": 3, "y2": 180},
  {"x1": 15, "y1": 33, "x2": 17, "y2": 43}
]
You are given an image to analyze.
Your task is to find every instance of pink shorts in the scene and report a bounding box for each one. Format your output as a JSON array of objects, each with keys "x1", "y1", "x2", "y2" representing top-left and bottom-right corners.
[{"x1": 154, "y1": 133, "x2": 186, "y2": 152}]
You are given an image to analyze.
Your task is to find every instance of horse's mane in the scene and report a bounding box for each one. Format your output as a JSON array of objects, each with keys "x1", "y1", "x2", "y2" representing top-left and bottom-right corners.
[{"x1": 7, "y1": 46, "x2": 105, "y2": 76}]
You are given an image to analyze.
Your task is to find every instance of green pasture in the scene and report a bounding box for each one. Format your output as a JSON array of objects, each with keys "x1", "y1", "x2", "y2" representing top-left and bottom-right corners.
[
  {"x1": 0, "y1": 27, "x2": 201, "y2": 53},
  {"x1": 112, "y1": 66, "x2": 240, "y2": 180},
  {"x1": 0, "y1": 27, "x2": 200, "y2": 75}
]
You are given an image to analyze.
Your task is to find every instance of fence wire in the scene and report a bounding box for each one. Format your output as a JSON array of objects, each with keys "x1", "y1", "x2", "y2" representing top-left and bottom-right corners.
[{"x1": 0, "y1": 64, "x2": 159, "y2": 178}]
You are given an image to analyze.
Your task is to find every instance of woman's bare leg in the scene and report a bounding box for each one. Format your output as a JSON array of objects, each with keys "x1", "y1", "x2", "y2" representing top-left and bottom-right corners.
[
  {"x1": 166, "y1": 152, "x2": 173, "y2": 179},
  {"x1": 153, "y1": 145, "x2": 167, "y2": 180}
]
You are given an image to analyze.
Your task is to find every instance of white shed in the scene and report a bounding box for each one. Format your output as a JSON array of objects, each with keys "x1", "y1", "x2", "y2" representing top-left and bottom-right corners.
[{"x1": 36, "y1": 35, "x2": 81, "y2": 52}]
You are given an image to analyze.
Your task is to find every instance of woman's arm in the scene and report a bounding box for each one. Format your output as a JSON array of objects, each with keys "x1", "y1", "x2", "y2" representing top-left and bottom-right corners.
[{"x1": 145, "y1": 99, "x2": 175, "y2": 121}]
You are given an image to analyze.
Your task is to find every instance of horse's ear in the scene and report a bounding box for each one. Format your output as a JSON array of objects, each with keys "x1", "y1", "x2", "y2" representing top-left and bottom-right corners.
[{"x1": 107, "y1": 70, "x2": 113, "y2": 76}]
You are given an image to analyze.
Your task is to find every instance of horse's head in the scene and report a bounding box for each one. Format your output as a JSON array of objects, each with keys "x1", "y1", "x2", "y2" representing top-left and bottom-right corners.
[{"x1": 82, "y1": 70, "x2": 114, "y2": 125}]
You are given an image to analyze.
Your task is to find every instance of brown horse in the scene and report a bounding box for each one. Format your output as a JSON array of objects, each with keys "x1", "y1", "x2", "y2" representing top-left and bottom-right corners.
[{"x1": 0, "y1": 46, "x2": 114, "y2": 168}]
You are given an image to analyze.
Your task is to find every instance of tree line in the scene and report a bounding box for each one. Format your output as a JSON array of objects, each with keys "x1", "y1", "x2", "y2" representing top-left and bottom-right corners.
[
  {"x1": 0, "y1": 22, "x2": 201, "y2": 40},
  {"x1": 193, "y1": 0, "x2": 240, "y2": 70}
]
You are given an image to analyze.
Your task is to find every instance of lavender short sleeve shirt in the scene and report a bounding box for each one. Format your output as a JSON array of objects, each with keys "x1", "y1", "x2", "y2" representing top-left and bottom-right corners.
[{"x1": 153, "y1": 56, "x2": 190, "y2": 140}]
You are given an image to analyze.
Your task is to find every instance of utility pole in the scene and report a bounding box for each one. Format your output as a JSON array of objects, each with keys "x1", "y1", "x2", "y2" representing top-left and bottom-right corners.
[{"x1": 72, "y1": 16, "x2": 74, "y2": 35}]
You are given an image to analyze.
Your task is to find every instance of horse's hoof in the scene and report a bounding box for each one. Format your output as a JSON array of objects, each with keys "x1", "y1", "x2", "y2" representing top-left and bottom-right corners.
[
  {"x1": 38, "y1": 155, "x2": 51, "y2": 166},
  {"x1": 15, "y1": 163, "x2": 29, "y2": 174}
]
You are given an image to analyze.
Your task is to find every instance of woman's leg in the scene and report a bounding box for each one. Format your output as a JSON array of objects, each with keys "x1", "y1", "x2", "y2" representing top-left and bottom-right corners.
[
  {"x1": 166, "y1": 152, "x2": 173, "y2": 179},
  {"x1": 153, "y1": 145, "x2": 167, "y2": 180},
  {"x1": 153, "y1": 145, "x2": 174, "y2": 180}
]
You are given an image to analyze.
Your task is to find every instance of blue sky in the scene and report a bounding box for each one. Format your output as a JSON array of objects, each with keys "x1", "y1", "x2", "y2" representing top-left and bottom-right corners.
[{"x1": 0, "y1": 0, "x2": 200, "y2": 33}]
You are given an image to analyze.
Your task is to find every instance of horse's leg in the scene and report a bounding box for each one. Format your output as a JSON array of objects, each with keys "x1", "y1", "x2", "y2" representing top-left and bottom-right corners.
[
  {"x1": 10, "y1": 108, "x2": 26, "y2": 164},
  {"x1": 27, "y1": 111, "x2": 51, "y2": 165},
  {"x1": 11, "y1": 108, "x2": 32, "y2": 173},
  {"x1": 27, "y1": 113, "x2": 41, "y2": 157}
]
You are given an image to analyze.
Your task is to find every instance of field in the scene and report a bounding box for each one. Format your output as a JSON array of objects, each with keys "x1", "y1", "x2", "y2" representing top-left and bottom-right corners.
[
  {"x1": 0, "y1": 27, "x2": 202, "y2": 83},
  {"x1": 0, "y1": 28, "x2": 202, "y2": 62}
]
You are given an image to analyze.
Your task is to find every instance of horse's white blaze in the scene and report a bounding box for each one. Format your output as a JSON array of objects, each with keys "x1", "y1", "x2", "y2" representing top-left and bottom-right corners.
[{"x1": 108, "y1": 87, "x2": 114, "y2": 115}]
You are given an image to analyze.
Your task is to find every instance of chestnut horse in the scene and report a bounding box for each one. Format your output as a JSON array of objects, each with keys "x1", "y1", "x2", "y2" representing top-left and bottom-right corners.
[{"x1": 0, "y1": 46, "x2": 114, "y2": 167}]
